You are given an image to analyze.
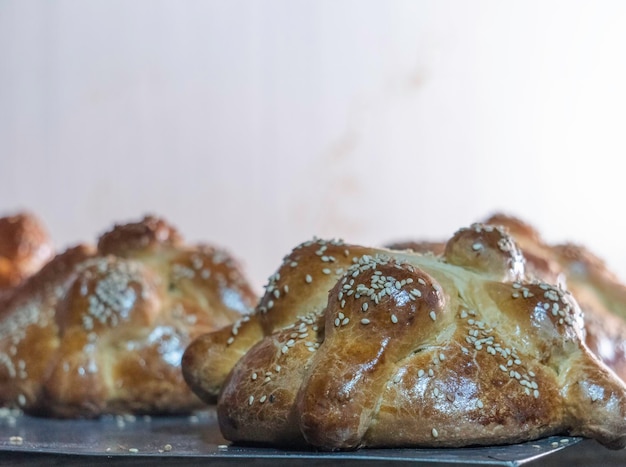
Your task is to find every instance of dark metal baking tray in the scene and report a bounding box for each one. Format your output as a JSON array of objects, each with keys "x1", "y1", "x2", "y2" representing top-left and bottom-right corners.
[{"x1": 0, "y1": 407, "x2": 582, "y2": 466}]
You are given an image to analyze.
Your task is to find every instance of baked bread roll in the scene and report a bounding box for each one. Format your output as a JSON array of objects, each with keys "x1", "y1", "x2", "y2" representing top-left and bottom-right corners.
[
  {"x1": 388, "y1": 213, "x2": 626, "y2": 382},
  {"x1": 0, "y1": 215, "x2": 256, "y2": 417},
  {"x1": 183, "y1": 226, "x2": 626, "y2": 450},
  {"x1": 0, "y1": 212, "x2": 53, "y2": 293}
]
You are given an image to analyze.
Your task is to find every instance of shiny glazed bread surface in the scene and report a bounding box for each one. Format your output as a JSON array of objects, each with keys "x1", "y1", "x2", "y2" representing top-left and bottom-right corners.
[
  {"x1": 0, "y1": 215, "x2": 256, "y2": 417},
  {"x1": 183, "y1": 225, "x2": 626, "y2": 450}
]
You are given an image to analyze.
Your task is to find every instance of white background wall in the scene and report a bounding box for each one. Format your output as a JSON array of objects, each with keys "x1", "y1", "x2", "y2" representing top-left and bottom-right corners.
[{"x1": 2, "y1": 1, "x2": 626, "y2": 290}]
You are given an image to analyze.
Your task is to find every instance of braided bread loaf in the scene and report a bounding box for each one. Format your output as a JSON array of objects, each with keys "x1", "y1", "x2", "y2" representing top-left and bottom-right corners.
[
  {"x1": 388, "y1": 213, "x2": 626, "y2": 382},
  {"x1": 0, "y1": 215, "x2": 256, "y2": 417},
  {"x1": 183, "y1": 225, "x2": 626, "y2": 450},
  {"x1": 0, "y1": 212, "x2": 53, "y2": 294}
]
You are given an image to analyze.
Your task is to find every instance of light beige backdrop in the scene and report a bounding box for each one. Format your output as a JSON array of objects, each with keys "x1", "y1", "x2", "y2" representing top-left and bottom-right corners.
[{"x1": 2, "y1": 1, "x2": 626, "y2": 290}]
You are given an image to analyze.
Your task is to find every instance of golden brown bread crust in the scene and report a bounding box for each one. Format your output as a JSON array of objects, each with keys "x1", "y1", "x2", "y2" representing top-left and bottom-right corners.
[
  {"x1": 182, "y1": 239, "x2": 372, "y2": 403},
  {"x1": 0, "y1": 212, "x2": 53, "y2": 292},
  {"x1": 183, "y1": 226, "x2": 626, "y2": 450},
  {"x1": 386, "y1": 213, "x2": 626, "y2": 383},
  {"x1": 0, "y1": 215, "x2": 256, "y2": 417}
]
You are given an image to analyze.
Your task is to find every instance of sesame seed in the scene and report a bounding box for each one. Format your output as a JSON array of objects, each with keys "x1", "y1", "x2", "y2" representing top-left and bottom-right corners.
[
  {"x1": 391, "y1": 314, "x2": 398, "y2": 324},
  {"x1": 476, "y1": 400, "x2": 484, "y2": 409},
  {"x1": 472, "y1": 243, "x2": 483, "y2": 251},
  {"x1": 334, "y1": 318, "x2": 340, "y2": 327},
  {"x1": 439, "y1": 353, "x2": 445, "y2": 361},
  {"x1": 433, "y1": 387, "x2": 440, "y2": 397},
  {"x1": 429, "y1": 311, "x2": 436, "y2": 321},
  {"x1": 432, "y1": 428, "x2": 439, "y2": 438},
  {"x1": 226, "y1": 337, "x2": 235, "y2": 345},
  {"x1": 418, "y1": 369, "x2": 425, "y2": 377},
  {"x1": 248, "y1": 396, "x2": 254, "y2": 405},
  {"x1": 281, "y1": 345, "x2": 288, "y2": 354},
  {"x1": 322, "y1": 268, "x2": 331, "y2": 275},
  {"x1": 129, "y1": 448, "x2": 139, "y2": 453},
  {"x1": 362, "y1": 302, "x2": 369, "y2": 312},
  {"x1": 533, "y1": 390, "x2": 540, "y2": 398},
  {"x1": 251, "y1": 372, "x2": 258, "y2": 380},
  {"x1": 9, "y1": 436, "x2": 23, "y2": 445},
  {"x1": 428, "y1": 369, "x2": 434, "y2": 377},
  {"x1": 361, "y1": 318, "x2": 370, "y2": 325},
  {"x1": 305, "y1": 274, "x2": 312, "y2": 283},
  {"x1": 259, "y1": 395, "x2": 267, "y2": 403},
  {"x1": 342, "y1": 317, "x2": 350, "y2": 325}
]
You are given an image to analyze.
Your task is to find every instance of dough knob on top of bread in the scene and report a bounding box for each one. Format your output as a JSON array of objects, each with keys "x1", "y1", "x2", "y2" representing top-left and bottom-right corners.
[
  {"x1": 183, "y1": 224, "x2": 626, "y2": 450},
  {"x1": 0, "y1": 215, "x2": 256, "y2": 417},
  {"x1": 0, "y1": 212, "x2": 54, "y2": 292}
]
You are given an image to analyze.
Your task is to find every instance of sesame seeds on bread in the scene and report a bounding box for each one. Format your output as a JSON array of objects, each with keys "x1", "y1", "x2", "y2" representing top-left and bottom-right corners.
[
  {"x1": 0, "y1": 215, "x2": 256, "y2": 417},
  {"x1": 183, "y1": 225, "x2": 626, "y2": 450}
]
